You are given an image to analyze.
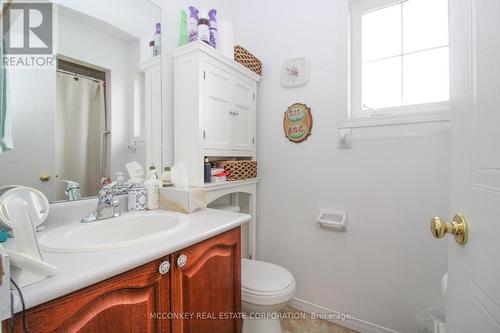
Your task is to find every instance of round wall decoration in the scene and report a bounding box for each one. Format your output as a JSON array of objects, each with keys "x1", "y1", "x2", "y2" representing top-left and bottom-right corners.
[{"x1": 283, "y1": 103, "x2": 313, "y2": 143}]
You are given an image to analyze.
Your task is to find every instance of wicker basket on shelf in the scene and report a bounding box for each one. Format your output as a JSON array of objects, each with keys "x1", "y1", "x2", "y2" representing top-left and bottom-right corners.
[
  {"x1": 234, "y1": 45, "x2": 262, "y2": 76},
  {"x1": 222, "y1": 160, "x2": 257, "y2": 181}
]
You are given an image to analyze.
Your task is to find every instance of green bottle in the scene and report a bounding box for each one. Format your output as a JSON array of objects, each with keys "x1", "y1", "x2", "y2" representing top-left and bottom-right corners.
[{"x1": 179, "y1": 10, "x2": 188, "y2": 46}]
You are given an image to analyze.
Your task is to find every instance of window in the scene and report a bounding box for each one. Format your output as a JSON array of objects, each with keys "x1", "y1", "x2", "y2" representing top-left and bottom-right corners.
[{"x1": 349, "y1": 0, "x2": 449, "y2": 125}]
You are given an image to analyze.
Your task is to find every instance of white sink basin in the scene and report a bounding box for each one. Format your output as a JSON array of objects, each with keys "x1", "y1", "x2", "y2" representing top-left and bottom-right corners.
[{"x1": 38, "y1": 211, "x2": 187, "y2": 253}]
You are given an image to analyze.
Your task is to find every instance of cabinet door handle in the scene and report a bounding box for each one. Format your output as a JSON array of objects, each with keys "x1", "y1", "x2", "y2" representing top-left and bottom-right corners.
[
  {"x1": 229, "y1": 111, "x2": 235, "y2": 116},
  {"x1": 177, "y1": 254, "x2": 188, "y2": 268},
  {"x1": 159, "y1": 261, "x2": 170, "y2": 274}
]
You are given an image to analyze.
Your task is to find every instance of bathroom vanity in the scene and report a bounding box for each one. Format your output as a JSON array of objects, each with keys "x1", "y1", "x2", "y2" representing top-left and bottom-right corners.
[{"x1": 1, "y1": 207, "x2": 249, "y2": 333}]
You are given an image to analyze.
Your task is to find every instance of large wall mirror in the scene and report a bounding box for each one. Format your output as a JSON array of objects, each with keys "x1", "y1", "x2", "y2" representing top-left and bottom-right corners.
[{"x1": 0, "y1": 0, "x2": 162, "y2": 202}]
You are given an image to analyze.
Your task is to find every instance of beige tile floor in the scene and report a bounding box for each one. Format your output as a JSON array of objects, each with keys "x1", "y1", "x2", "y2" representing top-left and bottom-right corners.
[{"x1": 280, "y1": 307, "x2": 358, "y2": 333}]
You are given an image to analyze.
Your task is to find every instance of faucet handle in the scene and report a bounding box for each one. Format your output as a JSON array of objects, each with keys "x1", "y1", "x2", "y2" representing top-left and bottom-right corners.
[
  {"x1": 98, "y1": 182, "x2": 116, "y2": 204},
  {"x1": 101, "y1": 182, "x2": 117, "y2": 190},
  {"x1": 111, "y1": 199, "x2": 121, "y2": 217}
]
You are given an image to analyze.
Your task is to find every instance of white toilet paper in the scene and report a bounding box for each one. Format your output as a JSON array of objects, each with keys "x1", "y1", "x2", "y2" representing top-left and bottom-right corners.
[{"x1": 217, "y1": 20, "x2": 235, "y2": 59}]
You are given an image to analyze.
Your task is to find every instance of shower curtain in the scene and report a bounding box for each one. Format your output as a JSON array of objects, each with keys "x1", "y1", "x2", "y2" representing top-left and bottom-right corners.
[{"x1": 56, "y1": 73, "x2": 106, "y2": 199}]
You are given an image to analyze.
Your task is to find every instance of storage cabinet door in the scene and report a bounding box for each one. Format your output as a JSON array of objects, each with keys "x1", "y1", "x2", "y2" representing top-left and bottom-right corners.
[
  {"x1": 203, "y1": 63, "x2": 233, "y2": 150},
  {"x1": 171, "y1": 228, "x2": 241, "y2": 333},
  {"x1": 230, "y1": 78, "x2": 256, "y2": 152},
  {"x1": 3, "y1": 258, "x2": 170, "y2": 333}
]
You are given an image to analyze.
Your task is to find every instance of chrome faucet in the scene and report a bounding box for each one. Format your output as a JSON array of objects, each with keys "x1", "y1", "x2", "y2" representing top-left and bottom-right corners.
[{"x1": 81, "y1": 183, "x2": 121, "y2": 223}]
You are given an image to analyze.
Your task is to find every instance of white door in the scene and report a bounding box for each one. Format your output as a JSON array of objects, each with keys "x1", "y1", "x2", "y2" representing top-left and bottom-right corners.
[
  {"x1": 445, "y1": 0, "x2": 500, "y2": 331},
  {"x1": 230, "y1": 78, "x2": 255, "y2": 152},
  {"x1": 0, "y1": 68, "x2": 56, "y2": 200},
  {"x1": 203, "y1": 63, "x2": 232, "y2": 150}
]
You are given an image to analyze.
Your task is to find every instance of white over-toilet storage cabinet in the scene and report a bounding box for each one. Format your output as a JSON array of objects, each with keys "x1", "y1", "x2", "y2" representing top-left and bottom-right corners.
[{"x1": 173, "y1": 41, "x2": 261, "y2": 258}]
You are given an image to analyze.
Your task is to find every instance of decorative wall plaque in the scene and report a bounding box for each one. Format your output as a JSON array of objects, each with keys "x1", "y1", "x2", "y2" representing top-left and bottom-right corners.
[{"x1": 283, "y1": 103, "x2": 313, "y2": 143}]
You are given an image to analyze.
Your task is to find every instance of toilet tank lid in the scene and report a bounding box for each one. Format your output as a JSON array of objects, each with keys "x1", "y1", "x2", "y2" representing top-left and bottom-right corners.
[{"x1": 242, "y1": 259, "x2": 295, "y2": 293}]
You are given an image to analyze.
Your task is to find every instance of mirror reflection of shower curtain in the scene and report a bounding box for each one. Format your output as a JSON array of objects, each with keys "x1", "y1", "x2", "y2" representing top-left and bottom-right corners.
[{"x1": 55, "y1": 73, "x2": 106, "y2": 200}]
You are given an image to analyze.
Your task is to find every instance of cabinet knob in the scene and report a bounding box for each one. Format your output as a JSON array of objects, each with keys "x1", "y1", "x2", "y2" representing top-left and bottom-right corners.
[
  {"x1": 177, "y1": 254, "x2": 188, "y2": 268},
  {"x1": 159, "y1": 261, "x2": 170, "y2": 274}
]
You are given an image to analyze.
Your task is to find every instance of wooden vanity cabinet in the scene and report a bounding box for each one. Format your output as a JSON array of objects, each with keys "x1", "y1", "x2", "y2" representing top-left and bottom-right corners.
[
  {"x1": 2, "y1": 227, "x2": 241, "y2": 333},
  {"x1": 171, "y1": 227, "x2": 241, "y2": 333},
  {"x1": 3, "y1": 257, "x2": 171, "y2": 333}
]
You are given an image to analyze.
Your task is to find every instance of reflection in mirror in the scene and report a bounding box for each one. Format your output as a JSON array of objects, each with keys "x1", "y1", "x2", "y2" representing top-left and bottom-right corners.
[
  {"x1": 56, "y1": 58, "x2": 107, "y2": 200},
  {"x1": 0, "y1": 1, "x2": 162, "y2": 202}
]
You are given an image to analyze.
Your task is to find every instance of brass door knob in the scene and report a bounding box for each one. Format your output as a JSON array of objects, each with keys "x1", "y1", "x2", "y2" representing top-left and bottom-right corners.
[
  {"x1": 40, "y1": 172, "x2": 51, "y2": 182},
  {"x1": 430, "y1": 214, "x2": 468, "y2": 245}
]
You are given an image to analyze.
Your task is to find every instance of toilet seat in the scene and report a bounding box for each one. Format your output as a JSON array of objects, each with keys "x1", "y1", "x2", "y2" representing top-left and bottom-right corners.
[{"x1": 242, "y1": 259, "x2": 296, "y2": 305}]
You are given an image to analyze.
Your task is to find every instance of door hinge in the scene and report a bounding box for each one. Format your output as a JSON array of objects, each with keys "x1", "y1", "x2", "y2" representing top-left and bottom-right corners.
[
  {"x1": 253, "y1": 93, "x2": 255, "y2": 100},
  {"x1": 203, "y1": 130, "x2": 206, "y2": 139},
  {"x1": 203, "y1": 71, "x2": 206, "y2": 80}
]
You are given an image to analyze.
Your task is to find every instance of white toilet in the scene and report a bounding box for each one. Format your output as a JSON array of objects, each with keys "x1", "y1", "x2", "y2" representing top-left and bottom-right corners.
[{"x1": 241, "y1": 258, "x2": 296, "y2": 333}]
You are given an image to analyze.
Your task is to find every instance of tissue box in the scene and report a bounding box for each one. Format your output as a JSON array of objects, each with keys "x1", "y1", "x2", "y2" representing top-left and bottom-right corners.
[{"x1": 159, "y1": 188, "x2": 207, "y2": 214}]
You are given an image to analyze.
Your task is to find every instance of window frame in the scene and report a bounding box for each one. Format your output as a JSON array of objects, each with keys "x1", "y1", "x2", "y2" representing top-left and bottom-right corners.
[{"x1": 345, "y1": 0, "x2": 450, "y2": 128}]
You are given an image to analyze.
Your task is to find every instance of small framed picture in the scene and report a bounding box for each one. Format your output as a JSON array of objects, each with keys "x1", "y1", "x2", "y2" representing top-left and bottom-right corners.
[{"x1": 281, "y1": 58, "x2": 309, "y2": 88}]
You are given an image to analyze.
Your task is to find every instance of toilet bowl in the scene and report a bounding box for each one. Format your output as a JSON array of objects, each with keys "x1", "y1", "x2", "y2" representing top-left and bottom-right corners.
[{"x1": 241, "y1": 258, "x2": 296, "y2": 333}]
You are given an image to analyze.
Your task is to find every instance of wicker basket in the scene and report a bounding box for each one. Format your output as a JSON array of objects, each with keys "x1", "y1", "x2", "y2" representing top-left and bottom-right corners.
[
  {"x1": 234, "y1": 45, "x2": 262, "y2": 76},
  {"x1": 222, "y1": 160, "x2": 257, "y2": 181}
]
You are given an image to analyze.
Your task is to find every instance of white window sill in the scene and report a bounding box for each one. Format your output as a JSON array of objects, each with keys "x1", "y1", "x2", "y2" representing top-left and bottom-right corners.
[
  {"x1": 339, "y1": 103, "x2": 450, "y2": 129},
  {"x1": 340, "y1": 112, "x2": 450, "y2": 129}
]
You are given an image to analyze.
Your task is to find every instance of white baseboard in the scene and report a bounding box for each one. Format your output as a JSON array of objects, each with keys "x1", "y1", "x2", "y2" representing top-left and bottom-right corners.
[{"x1": 289, "y1": 297, "x2": 400, "y2": 333}]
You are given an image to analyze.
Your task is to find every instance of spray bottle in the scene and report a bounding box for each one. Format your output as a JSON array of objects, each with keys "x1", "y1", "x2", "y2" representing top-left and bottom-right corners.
[
  {"x1": 188, "y1": 6, "x2": 199, "y2": 42},
  {"x1": 208, "y1": 9, "x2": 217, "y2": 48},
  {"x1": 179, "y1": 9, "x2": 189, "y2": 46}
]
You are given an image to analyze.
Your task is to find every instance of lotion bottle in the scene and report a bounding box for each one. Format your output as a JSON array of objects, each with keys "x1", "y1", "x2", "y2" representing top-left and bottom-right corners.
[
  {"x1": 145, "y1": 165, "x2": 160, "y2": 210},
  {"x1": 197, "y1": 10, "x2": 210, "y2": 44},
  {"x1": 161, "y1": 166, "x2": 173, "y2": 188}
]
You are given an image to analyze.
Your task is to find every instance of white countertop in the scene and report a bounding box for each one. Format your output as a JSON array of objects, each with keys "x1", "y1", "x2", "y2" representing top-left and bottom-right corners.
[{"x1": 2, "y1": 208, "x2": 250, "y2": 317}]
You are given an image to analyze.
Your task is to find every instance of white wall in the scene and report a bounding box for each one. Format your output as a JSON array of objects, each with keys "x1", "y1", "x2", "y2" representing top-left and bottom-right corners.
[
  {"x1": 54, "y1": 0, "x2": 160, "y2": 63},
  {"x1": 234, "y1": 1, "x2": 450, "y2": 332},
  {"x1": 57, "y1": 7, "x2": 144, "y2": 178}
]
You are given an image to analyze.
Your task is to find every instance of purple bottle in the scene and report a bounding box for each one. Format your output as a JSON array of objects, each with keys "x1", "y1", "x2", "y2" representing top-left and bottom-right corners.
[
  {"x1": 188, "y1": 6, "x2": 199, "y2": 42},
  {"x1": 208, "y1": 9, "x2": 217, "y2": 48}
]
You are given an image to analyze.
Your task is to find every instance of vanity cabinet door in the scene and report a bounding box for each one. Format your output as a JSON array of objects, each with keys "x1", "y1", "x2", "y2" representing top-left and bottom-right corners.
[
  {"x1": 171, "y1": 227, "x2": 241, "y2": 333},
  {"x1": 3, "y1": 258, "x2": 170, "y2": 333}
]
